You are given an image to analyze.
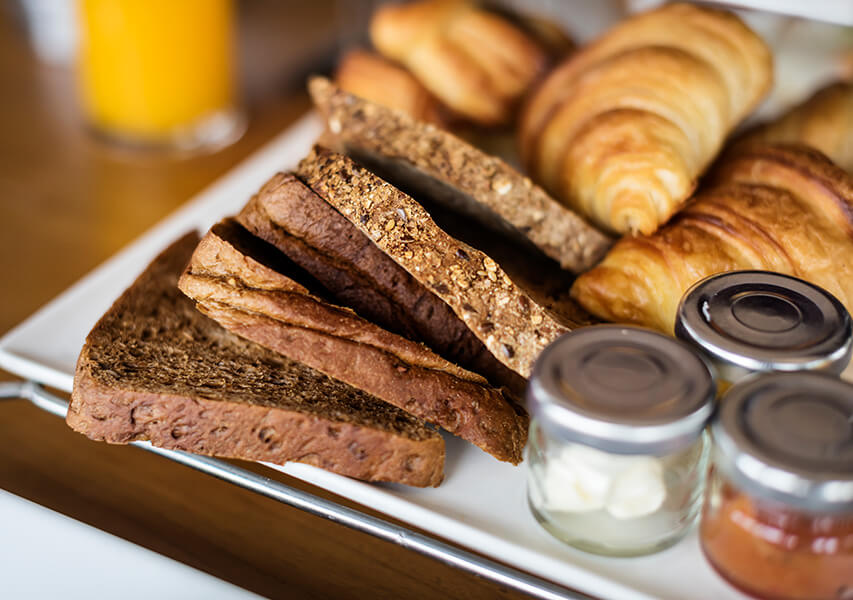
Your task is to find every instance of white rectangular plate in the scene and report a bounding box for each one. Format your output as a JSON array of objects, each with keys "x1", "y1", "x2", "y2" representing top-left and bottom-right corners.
[{"x1": 4, "y1": 113, "x2": 850, "y2": 600}]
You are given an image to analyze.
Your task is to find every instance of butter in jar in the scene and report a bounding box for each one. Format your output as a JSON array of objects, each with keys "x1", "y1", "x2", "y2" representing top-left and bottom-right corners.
[
  {"x1": 526, "y1": 326, "x2": 715, "y2": 557},
  {"x1": 675, "y1": 271, "x2": 852, "y2": 391},
  {"x1": 701, "y1": 372, "x2": 853, "y2": 600}
]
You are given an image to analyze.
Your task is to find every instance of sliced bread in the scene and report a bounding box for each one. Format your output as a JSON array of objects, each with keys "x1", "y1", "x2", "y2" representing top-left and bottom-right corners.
[
  {"x1": 179, "y1": 220, "x2": 527, "y2": 463},
  {"x1": 236, "y1": 172, "x2": 525, "y2": 393},
  {"x1": 67, "y1": 232, "x2": 445, "y2": 487},
  {"x1": 296, "y1": 146, "x2": 591, "y2": 378},
  {"x1": 309, "y1": 76, "x2": 611, "y2": 273}
]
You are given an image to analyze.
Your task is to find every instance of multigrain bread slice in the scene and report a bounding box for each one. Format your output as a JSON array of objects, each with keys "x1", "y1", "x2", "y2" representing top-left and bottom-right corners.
[
  {"x1": 296, "y1": 146, "x2": 591, "y2": 378},
  {"x1": 178, "y1": 220, "x2": 527, "y2": 463},
  {"x1": 236, "y1": 172, "x2": 526, "y2": 394},
  {"x1": 309, "y1": 76, "x2": 612, "y2": 273},
  {"x1": 67, "y1": 232, "x2": 445, "y2": 487}
]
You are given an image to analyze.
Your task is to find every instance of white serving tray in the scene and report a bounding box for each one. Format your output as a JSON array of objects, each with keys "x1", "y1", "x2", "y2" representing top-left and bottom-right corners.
[{"x1": 3, "y1": 113, "x2": 850, "y2": 600}]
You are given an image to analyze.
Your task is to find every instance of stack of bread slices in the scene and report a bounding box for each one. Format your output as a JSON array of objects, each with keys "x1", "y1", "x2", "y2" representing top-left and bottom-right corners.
[{"x1": 66, "y1": 78, "x2": 610, "y2": 487}]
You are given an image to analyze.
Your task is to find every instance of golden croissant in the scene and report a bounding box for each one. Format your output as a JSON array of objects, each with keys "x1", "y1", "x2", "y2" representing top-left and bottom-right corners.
[
  {"x1": 334, "y1": 49, "x2": 446, "y2": 126},
  {"x1": 571, "y1": 144, "x2": 853, "y2": 333},
  {"x1": 739, "y1": 81, "x2": 853, "y2": 173},
  {"x1": 520, "y1": 2, "x2": 772, "y2": 235},
  {"x1": 370, "y1": 0, "x2": 550, "y2": 126}
]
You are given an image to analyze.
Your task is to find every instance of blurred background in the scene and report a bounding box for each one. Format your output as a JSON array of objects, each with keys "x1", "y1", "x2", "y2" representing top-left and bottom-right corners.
[{"x1": 0, "y1": 0, "x2": 350, "y2": 338}]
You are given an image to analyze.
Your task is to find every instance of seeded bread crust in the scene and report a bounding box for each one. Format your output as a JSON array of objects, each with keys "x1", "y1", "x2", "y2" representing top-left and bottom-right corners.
[
  {"x1": 179, "y1": 221, "x2": 527, "y2": 463},
  {"x1": 237, "y1": 173, "x2": 525, "y2": 393},
  {"x1": 297, "y1": 147, "x2": 578, "y2": 378},
  {"x1": 309, "y1": 77, "x2": 612, "y2": 272},
  {"x1": 67, "y1": 232, "x2": 445, "y2": 487}
]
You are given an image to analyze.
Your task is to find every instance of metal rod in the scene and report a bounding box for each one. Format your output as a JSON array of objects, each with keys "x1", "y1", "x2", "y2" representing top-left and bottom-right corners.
[{"x1": 1, "y1": 380, "x2": 593, "y2": 600}]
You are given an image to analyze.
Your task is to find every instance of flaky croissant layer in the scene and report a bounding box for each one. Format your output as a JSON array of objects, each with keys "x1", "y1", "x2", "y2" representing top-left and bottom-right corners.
[
  {"x1": 571, "y1": 144, "x2": 853, "y2": 333},
  {"x1": 370, "y1": 0, "x2": 550, "y2": 126},
  {"x1": 738, "y1": 81, "x2": 853, "y2": 173},
  {"x1": 520, "y1": 2, "x2": 773, "y2": 235}
]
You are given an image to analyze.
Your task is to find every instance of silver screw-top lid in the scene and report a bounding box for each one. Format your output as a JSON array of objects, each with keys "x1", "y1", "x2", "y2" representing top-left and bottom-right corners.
[
  {"x1": 527, "y1": 326, "x2": 715, "y2": 455},
  {"x1": 676, "y1": 271, "x2": 852, "y2": 383},
  {"x1": 714, "y1": 372, "x2": 853, "y2": 513}
]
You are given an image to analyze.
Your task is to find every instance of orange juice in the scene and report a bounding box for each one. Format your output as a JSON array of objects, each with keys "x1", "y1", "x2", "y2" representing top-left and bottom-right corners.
[{"x1": 78, "y1": 0, "x2": 241, "y2": 148}]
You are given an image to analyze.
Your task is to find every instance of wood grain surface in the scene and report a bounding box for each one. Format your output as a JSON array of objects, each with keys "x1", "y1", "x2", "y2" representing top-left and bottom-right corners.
[{"x1": 0, "y1": 3, "x2": 540, "y2": 599}]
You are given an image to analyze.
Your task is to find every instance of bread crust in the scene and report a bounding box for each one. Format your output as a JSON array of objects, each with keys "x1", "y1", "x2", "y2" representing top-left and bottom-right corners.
[
  {"x1": 310, "y1": 77, "x2": 610, "y2": 273},
  {"x1": 237, "y1": 172, "x2": 526, "y2": 394},
  {"x1": 179, "y1": 222, "x2": 528, "y2": 463},
  {"x1": 297, "y1": 146, "x2": 583, "y2": 378},
  {"x1": 67, "y1": 233, "x2": 445, "y2": 487},
  {"x1": 69, "y1": 364, "x2": 445, "y2": 487}
]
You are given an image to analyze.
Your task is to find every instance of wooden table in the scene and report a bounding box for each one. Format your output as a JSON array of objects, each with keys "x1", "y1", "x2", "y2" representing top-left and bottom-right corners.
[{"x1": 0, "y1": 4, "x2": 533, "y2": 599}]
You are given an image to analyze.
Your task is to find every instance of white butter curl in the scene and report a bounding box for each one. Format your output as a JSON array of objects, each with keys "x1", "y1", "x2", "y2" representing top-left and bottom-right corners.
[{"x1": 542, "y1": 444, "x2": 666, "y2": 519}]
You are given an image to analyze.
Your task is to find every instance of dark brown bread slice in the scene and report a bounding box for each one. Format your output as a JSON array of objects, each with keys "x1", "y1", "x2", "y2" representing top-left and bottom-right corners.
[
  {"x1": 67, "y1": 232, "x2": 445, "y2": 487},
  {"x1": 178, "y1": 220, "x2": 527, "y2": 463},
  {"x1": 236, "y1": 172, "x2": 526, "y2": 394},
  {"x1": 309, "y1": 76, "x2": 612, "y2": 273},
  {"x1": 296, "y1": 146, "x2": 589, "y2": 378}
]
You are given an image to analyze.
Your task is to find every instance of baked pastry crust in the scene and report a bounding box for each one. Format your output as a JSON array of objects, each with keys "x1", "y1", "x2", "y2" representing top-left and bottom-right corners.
[
  {"x1": 370, "y1": 0, "x2": 548, "y2": 126},
  {"x1": 739, "y1": 81, "x2": 853, "y2": 173},
  {"x1": 519, "y1": 2, "x2": 772, "y2": 235},
  {"x1": 571, "y1": 144, "x2": 853, "y2": 333},
  {"x1": 334, "y1": 49, "x2": 446, "y2": 126}
]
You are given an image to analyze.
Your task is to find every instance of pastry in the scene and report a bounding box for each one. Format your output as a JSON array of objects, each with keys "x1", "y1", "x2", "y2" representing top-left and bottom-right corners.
[
  {"x1": 519, "y1": 2, "x2": 773, "y2": 235},
  {"x1": 738, "y1": 81, "x2": 853, "y2": 172},
  {"x1": 370, "y1": 0, "x2": 550, "y2": 126},
  {"x1": 571, "y1": 144, "x2": 853, "y2": 332},
  {"x1": 334, "y1": 49, "x2": 446, "y2": 126}
]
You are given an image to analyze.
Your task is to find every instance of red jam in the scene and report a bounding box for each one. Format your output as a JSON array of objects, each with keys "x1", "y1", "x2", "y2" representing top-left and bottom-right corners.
[{"x1": 701, "y1": 475, "x2": 853, "y2": 600}]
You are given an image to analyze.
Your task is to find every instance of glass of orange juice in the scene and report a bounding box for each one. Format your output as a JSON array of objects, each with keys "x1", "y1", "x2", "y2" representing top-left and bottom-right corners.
[{"x1": 77, "y1": 0, "x2": 245, "y2": 152}]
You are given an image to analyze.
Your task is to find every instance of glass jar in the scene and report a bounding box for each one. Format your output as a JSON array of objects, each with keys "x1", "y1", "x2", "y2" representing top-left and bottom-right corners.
[
  {"x1": 702, "y1": 373, "x2": 853, "y2": 600},
  {"x1": 526, "y1": 326, "x2": 715, "y2": 557},
  {"x1": 675, "y1": 271, "x2": 852, "y2": 392}
]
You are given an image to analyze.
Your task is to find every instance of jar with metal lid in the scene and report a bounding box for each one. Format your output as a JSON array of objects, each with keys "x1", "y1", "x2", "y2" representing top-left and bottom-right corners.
[
  {"x1": 675, "y1": 271, "x2": 852, "y2": 391},
  {"x1": 701, "y1": 372, "x2": 853, "y2": 600},
  {"x1": 526, "y1": 325, "x2": 715, "y2": 556}
]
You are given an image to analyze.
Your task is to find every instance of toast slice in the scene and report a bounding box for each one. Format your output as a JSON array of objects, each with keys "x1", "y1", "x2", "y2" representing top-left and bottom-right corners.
[
  {"x1": 309, "y1": 76, "x2": 611, "y2": 273},
  {"x1": 236, "y1": 172, "x2": 525, "y2": 394},
  {"x1": 179, "y1": 220, "x2": 527, "y2": 463},
  {"x1": 296, "y1": 146, "x2": 592, "y2": 378},
  {"x1": 67, "y1": 232, "x2": 445, "y2": 487}
]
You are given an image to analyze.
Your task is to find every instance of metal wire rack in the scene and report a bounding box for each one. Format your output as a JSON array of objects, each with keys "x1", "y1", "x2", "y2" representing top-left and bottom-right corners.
[{"x1": 0, "y1": 380, "x2": 592, "y2": 600}]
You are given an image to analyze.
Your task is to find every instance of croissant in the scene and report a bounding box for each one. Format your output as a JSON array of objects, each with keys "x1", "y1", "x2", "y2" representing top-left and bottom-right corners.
[
  {"x1": 370, "y1": 0, "x2": 550, "y2": 126},
  {"x1": 571, "y1": 144, "x2": 853, "y2": 333},
  {"x1": 520, "y1": 3, "x2": 772, "y2": 235},
  {"x1": 739, "y1": 81, "x2": 853, "y2": 172},
  {"x1": 334, "y1": 49, "x2": 446, "y2": 126}
]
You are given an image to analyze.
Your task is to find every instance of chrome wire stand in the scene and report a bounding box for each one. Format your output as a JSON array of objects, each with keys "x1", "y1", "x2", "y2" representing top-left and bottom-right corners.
[{"x1": 0, "y1": 380, "x2": 592, "y2": 600}]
